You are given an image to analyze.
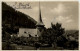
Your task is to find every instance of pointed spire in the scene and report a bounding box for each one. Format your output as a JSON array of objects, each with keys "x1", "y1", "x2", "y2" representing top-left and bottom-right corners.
[
  {"x1": 39, "y1": 2, "x2": 42, "y2": 23},
  {"x1": 36, "y1": 2, "x2": 44, "y2": 26}
]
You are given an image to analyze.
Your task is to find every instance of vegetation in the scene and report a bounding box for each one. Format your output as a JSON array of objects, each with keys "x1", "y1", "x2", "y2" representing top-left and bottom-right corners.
[
  {"x1": 39, "y1": 23, "x2": 78, "y2": 50},
  {"x1": 39, "y1": 23, "x2": 65, "y2": 46}
]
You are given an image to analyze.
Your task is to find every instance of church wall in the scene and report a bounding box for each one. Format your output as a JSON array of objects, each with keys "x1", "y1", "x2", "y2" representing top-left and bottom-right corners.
[{"x1": 18, "y1": 28, "x2": 38, "y2": 37}]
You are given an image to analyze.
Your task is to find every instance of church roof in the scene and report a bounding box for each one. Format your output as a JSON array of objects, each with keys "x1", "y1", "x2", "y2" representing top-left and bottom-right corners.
[{"x1": 36, "y1": 22, "x2": 44, "y2": 26}]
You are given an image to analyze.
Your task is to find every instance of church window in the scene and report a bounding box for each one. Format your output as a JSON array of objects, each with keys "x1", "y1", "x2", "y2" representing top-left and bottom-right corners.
[
  {"x1": 35, "y1": 35, "x2": 37, "y2": 37},
  {"x1": 39, "y1": 29, "x2": 42, "y2": 32},
  {"x1": 24, "y1": 31, "x2": 26, "y2": 33}
]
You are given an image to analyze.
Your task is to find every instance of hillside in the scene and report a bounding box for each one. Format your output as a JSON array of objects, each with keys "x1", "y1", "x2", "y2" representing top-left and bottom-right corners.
[
  {"x1": 65, "y1": 30, "x2": 79, "y2": 40},
  {"x1": 2, "y1": 2, "x2": 37, "y2": 28},
  {"x1": 2, "y1": 2, "x2": 37, "y2": 34}
]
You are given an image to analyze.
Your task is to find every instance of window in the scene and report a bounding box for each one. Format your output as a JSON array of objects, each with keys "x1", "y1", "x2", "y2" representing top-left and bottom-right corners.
[
  {"x1": 24, "y1": 31, "x2": 26, "y2": 33},
  {"x1": 35, "y1": 35, "x2": 37, "y2": 37}
]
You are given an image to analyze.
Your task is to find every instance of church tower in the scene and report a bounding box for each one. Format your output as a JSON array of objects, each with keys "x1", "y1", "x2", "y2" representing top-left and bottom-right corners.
[{"x1": 36, "y1": 2, "x2": 45, "y2": 37}]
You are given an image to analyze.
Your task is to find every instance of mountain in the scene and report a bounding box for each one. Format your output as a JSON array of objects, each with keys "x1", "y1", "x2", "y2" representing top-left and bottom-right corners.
[
  {"x1": 65, "y1": 30, "x2": 78, "y2": 34},
  {"x1": 65, "y1": 30, "x2": 79, "y2": 40},
  {"x1": 2, "y1": 2, "x2": 37, "y2": 34}
]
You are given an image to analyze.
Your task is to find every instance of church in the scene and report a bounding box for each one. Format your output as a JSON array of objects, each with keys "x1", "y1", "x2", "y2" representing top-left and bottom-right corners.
[{"x1": 18, "y1": 3, "x2": 45, "y2": 40}]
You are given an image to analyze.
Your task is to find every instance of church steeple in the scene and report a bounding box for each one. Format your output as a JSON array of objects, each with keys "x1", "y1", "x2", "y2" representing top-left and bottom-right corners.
[
  {"x1": 36, "y1": 2, "x2": 45, "y2": 37},
  {"x1": 36, "y1": 2, "x2": 44, "y2": 26}
]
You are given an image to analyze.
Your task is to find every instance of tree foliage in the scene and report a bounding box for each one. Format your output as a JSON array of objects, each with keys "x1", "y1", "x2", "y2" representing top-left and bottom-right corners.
[{"x1": 40, "y1": 22, "x2": 65, "y2": 44}]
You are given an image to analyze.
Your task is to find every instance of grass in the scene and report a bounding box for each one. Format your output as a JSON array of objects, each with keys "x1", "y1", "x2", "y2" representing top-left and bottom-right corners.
[
  {"x1": 7, "y1": 44, "x2": 64, "y2": 50},
  {"x1": 2, "y1": 42, "x2": 78, "y2": 50},
  {"x1": 15, "y1": 45, "x2": 36, "y2": 50}
]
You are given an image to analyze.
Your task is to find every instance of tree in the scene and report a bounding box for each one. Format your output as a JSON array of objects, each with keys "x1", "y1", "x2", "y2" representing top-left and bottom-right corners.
[
  {"x1": 51, "y1": 23, "x2": 65, "y2": 47},
  {"x1": 40, "y1": 22, "x2": 65, "y2": 47},
  {"x1": 51, "y1": 22, "x2": 65, "y2": 37}
]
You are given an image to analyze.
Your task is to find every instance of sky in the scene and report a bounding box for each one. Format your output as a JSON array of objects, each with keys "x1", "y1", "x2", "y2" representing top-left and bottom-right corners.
[{"x1": 5, "y1": 1, "x2": 79, "y2": 30}]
